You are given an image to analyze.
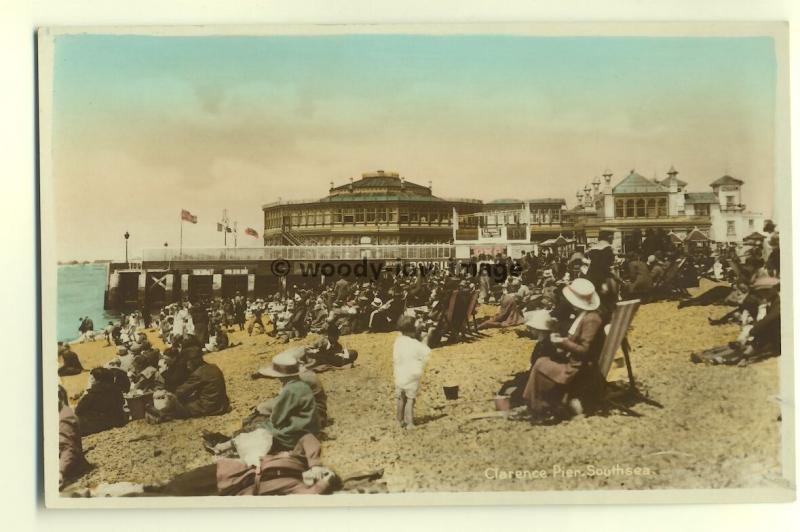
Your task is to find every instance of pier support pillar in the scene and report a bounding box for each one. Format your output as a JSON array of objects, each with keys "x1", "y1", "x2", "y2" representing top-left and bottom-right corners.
[
  {"x1": 181, "y1": 274, "x2": 189, "y2": 301},
  {"x1": 212, "y1": 274, "x2": 222, "y2": 298},
  {"x1": 137, "y1": 270, "x2": 146, "y2": 308},
  {"x1": 164, "y1": 273, "x2": 174, "y2": 303},
  {"x1": 247, "y1": 274, "x2": 255, "y2": 297},
  {"x1": 105, "y1": 271, "x2": 120, "y2": 309}
]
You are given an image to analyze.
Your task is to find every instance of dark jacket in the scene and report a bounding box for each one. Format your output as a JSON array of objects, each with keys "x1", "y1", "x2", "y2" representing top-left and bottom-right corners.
[
  {"x1": 74, "y1": 381, "x2": 127, "y2": 436},
  {"x1": 175, "y1": 362, "x2": 230, "y2": 417}
]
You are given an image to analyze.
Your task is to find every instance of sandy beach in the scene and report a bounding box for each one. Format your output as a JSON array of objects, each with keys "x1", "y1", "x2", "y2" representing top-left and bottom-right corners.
[{"x1": 57, "y1": 280, "x2": 787, "y2": 493}]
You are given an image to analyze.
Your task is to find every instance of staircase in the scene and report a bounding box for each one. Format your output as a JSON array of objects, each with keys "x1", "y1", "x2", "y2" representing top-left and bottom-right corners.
[{"x1": 281, "y1": 229, "x2": 305, "y2": 245}]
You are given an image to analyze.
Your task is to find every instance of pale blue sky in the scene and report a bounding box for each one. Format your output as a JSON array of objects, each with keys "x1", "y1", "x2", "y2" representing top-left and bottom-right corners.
[{"x1": 52, "y1": 34, "x2": 777, "y2": 260}]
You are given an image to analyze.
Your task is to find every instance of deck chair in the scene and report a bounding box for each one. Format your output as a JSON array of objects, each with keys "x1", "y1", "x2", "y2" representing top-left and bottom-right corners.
[
  {"x1": 597, "y1": 299, "x2": 640, "y2": 387},
  {"x1": 464, "y1": 290, "x2": 480, "y2": 335},
  {"x1": 593, "y1": 299, "x2": 663, "y2": 413}
]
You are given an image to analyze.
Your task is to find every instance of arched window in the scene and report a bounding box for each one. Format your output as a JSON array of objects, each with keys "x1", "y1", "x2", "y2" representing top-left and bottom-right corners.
[
  {"x1": 636, "y1": 199, "x2": 646, "y2": 217},
  {"x1": 616, "y1": 200, "x2": 624, "y2": 218}
]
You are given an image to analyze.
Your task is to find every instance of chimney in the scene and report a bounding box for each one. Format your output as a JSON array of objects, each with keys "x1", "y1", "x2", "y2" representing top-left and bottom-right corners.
[
  {"x1": 400, "y1": 176, "x2": 405, "y2": 190},
  {"x1": 329, "y1": 181, "x2": 334, "y2": 192},
  {"x1": 428, "y1": 180, "x2": 432, "y2": 192},
  {"x1": 349, "y1": 177, "x2": 354, "y2": 192}
]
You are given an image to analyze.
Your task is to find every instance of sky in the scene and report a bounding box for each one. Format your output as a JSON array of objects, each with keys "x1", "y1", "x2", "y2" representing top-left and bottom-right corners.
[{"x1": 50, "y1": 33, "x2": 778, "y2": 261}]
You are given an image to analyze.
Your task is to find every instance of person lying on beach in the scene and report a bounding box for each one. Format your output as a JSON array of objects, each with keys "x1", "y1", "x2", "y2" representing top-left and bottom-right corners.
[
  {"x1": 146, "y1": 432, "x2": 339, "y2": 496},
  {"x1": 57, "y1": 342, "x2": 84, "y2": 377},
  {"x1": 75, "y1": 367, "x2": 128, "y2": 436}
]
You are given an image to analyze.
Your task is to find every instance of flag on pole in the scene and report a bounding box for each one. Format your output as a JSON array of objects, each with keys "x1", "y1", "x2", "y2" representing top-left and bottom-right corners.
[
  {"x1": 245, "y1": 227, "x2": 258, "y2": 238},
  {"x1": 226, "y1": 226, "x2": 233, "y2": 233},
  {"x1": 181, "y1": 209, "x2": 198, "y2": 224}
]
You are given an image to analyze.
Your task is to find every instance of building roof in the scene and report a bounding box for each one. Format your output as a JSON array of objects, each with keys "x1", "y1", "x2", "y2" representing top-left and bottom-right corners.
[
  {"x1": 684, "y1": 192, "x2": 719, "y2": 204},
  {"x1": 667, "y1": 231, "x2": 684, "y2": 243},
  {"x1": 710, "y1": 175, "x2": 744, "y2": 187},
  {"x1": 657, "y1": 175, "x2": 688, "y2": 188},
  {"x1": 685, "y1": 228, "x2": 710, "y2": 242},
  {"x1": 318, "y1": 194, "x2": 447, "y2": 203},
  {"x1": 486, "y1": 198, "x2": 566, "y2": 205},
  {"x1": 612, "y1": 171, "x2": 668, "y2": 194}
]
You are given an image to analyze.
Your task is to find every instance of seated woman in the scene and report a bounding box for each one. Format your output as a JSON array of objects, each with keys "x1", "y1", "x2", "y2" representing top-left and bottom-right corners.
[
  {"x1": 522, "y1": 278, "x2": 606, "y2": 421},
  {"x1": 148, "y1": 352, "x2": 230, "y2": 422},
  {"x1": 498, "y1": 310, "x2": 558, "y2": 407},
  {"x1": 58, "y1": 343, "x2": 84, "y2": 376},
  {"x1": 75, "y1": 368, "x2": 128, "y2": 435},
  {"x1": 59, "y1": 385, "x2": 90, "y2": 489},
  {"x1": 253, "y1": 352, "x2": 320, "y2": 452},
  {"x1": 304, "y1": 323, "x2": 358, "y2": 369},
  {"x1": 478, "y1": 286, "x2": 525, "y2": 330}
]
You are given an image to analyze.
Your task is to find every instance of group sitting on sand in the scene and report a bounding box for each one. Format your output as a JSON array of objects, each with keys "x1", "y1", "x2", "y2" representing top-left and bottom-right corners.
[{"x1": 58, "y1": 219, "x2": 782, "y2": 493}]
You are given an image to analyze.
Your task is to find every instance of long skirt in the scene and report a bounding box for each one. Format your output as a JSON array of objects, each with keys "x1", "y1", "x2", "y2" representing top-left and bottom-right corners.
[{"x1": 521, "y1": 356, "x2": 581, "y2": 413}]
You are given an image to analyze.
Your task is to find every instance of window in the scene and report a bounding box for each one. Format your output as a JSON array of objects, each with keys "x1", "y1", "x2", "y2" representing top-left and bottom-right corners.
[
  {"x1": 626, "y1": 199, "x2": 634, "y2": 218},
  {"x1": 410, "y1": 210, "x2": 419, "y2": 223},
  {"x1": 727, "y1": 221, "x2": 736, "y2": 237},
  {"x1": 647, "y1": 199, "x2": 656, "y2": 218},
  {"x1": 377, "y1": 208, "x2": 387, "y2": 223},
  {"x1": 333, "y1": 210, "x2": 342, "y2": 223},
  {"x1": 695, "y1": 204, "x2": 710, "y2": 216},
  {"x1": 389, "y1": 209, "x2": 397, "y2": 223},
  {"x1": 616, "y1": 200, "x2": 624, "y2": 218},
  {"x1": 636, "y1": 199, "x2": 646, "y2": 217},
  {"x1": 343, "y1": 209, "x2": 354, "y2": 224},
  {"x1": 399, "y1": 208, "x2": 409, "y2": 224},
  {"x1": 657, "y1": 198, "x2": 667, "y2": 217},
  {"x1": 726, "y1": 195, "x2": 735, "y2": 207},
  {"x1": 366, "y1": 208, "x2": 375, "y2": 222}
]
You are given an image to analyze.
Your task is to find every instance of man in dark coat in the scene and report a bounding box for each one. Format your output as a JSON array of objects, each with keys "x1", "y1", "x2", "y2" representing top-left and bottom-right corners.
[
  {"x1": 172, "y1": 353, "x2": 230, "y2": 418},
  {"x1": 75, "y1": 368, "x2": 128, "y2": 435}
]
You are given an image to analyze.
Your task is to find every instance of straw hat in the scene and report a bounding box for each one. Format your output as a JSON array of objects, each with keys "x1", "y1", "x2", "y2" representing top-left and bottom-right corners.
[
  {"x1": 371, "y1": 297, "x2": 383, "y2": 308},
  {"x1": 258, "y1": 351, "x2": 303, "y2": 378},
  {"x1": 525, "y1": 310, "x2": 554, "y2": 332},
  {"x1": 562, "y1": 278, "x2": 600, "y2": 311}
]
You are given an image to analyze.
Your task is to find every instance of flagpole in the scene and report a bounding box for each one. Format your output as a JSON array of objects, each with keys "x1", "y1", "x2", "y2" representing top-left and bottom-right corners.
[{"x1": 180, "y1": 218, "x2": 183, "y2": 256}]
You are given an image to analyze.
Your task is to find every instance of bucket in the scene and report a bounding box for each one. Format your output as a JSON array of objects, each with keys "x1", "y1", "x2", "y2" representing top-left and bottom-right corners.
[
  {"x1": 126, "y1": 392, "x2": 154, "y2": 420},
  {"x1": 443, "y1": 385, "x2": 460, "y2": 400},
  {"x1": 494, "y1": 394, "x2": 511, "y2": 412}
]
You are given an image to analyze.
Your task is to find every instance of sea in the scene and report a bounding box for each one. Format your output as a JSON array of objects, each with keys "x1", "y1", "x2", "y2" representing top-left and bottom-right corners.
[{"x1": 57, "y1": 263, "x2": 120, "y2": 342}]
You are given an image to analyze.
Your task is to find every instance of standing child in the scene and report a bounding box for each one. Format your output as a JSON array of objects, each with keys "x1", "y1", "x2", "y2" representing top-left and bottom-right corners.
[{"x1": 393, "y1": 315, "x2": 433, "y2": 429}]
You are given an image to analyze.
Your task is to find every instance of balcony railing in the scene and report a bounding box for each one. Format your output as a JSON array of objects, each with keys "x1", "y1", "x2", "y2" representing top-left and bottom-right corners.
[{"x1": 142, "y1": 244, "x2": 454, "y2": 262}]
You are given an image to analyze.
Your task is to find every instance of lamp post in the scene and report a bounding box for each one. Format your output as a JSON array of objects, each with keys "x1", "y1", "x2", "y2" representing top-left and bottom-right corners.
[{"x1": 124, "y1": 231, "x2": 130, "y2": 264}]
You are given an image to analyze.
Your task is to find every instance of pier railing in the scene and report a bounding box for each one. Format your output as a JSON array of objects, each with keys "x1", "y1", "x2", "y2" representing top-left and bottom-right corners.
[{"x1": 142, "y1": 244, "x2": 454, "y2": 262}]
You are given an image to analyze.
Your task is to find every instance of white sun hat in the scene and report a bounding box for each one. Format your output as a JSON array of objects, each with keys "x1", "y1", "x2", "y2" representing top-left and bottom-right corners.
[{"x1": 562, "y1": 278, "x2": 600, "y2": 311}]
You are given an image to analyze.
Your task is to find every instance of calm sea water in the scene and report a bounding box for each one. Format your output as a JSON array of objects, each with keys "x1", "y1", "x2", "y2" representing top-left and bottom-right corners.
[{"x1": 57, "y1": 264, "x2": 120, "y2": 342}]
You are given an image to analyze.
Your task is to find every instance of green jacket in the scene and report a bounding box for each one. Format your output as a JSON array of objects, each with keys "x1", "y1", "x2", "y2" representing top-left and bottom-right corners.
[{"x1": 263, "y1": 378, "x2": 319, "y2": 451}]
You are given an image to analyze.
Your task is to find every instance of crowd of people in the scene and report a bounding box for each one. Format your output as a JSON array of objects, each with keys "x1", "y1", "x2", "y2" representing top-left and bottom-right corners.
[{"x1": 57, "y1": 220, "x2": 783, "y2": 494}]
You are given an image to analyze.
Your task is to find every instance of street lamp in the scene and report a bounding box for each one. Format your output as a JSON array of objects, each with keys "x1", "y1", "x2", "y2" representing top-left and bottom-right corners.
[{"x1": 124, "y1": 231, "x2": 130, "y2": 264}]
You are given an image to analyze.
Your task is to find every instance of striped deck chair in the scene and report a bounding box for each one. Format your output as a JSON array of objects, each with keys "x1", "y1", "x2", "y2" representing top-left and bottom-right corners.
[
  {"x1": 597, "y1": 299, "x2": 641, "y2": 387},
  {"x1": 464, "y1": 290, "x2": 480, "y2": 335}
]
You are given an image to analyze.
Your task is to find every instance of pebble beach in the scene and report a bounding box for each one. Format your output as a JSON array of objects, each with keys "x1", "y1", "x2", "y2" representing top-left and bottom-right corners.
[{"x1": 58, "y1": 279, "x2": 788, "y2": 494}]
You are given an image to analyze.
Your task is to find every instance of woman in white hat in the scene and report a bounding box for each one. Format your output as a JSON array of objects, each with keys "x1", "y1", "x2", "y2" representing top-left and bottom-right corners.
[{"x1": 522, "y1": 278, "x2": 605, "y2": 421}]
